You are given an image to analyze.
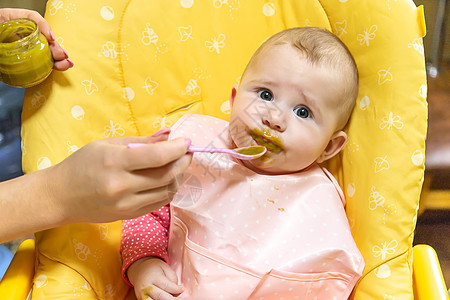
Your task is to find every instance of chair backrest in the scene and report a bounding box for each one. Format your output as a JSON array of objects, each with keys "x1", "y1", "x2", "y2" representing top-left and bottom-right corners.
[{"x1": 22, "y1": 1, "x2": 427, "y2": 298}]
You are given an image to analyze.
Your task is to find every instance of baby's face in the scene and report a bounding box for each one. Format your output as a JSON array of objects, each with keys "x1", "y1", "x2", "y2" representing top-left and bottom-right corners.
[{"x1": 229, "y1": 44, "x2": 345, "y2": 174}]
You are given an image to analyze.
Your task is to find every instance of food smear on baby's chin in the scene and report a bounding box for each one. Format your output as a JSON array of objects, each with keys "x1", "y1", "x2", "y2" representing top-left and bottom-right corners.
[
  {"x1": 249, "y1": 128, "x2": 283, "y2": 153},
  {"x1": 260, "y1": 155, "x2": 272, "y2": 162}
]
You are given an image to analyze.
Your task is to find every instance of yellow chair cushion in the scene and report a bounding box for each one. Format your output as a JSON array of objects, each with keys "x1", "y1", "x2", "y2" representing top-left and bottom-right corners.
[{"x1": 21, "y1": 0, "x2": 427, "y2": 299}]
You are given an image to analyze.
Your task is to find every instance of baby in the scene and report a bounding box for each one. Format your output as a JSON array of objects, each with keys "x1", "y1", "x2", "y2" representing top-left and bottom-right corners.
[{"x1": 121, "y1": 27, "x2": 364, "y2": 300}]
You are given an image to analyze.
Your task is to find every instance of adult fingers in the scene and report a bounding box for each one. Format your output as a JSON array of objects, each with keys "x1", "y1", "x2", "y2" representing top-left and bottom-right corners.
[
  {"x1": 0, "y1": 9, "x2": 74, "y2": 72},
  {"x1": 53, "y1": 59, "x2": 74, "y2": 71},
  {"x1": 120, "y1": 186, "x2": 172, "y2": 217},
  {"x1": 122, "y1": 178, "x2": 183, "y2": 217},
  {"x1": 48, "y1": 42, "x2": 73, "y2": 71},
  {"x1": 0, "y1": 9, "x2": 52, "y2": 41},
  {"x1": 22, "y1": 9, "x2": 53, "y2": 42},
  {"x1": 107, "y1": 134, "x2": 169, "y2": 146},
  {"x1": 128, "y1": 154, "x2": 190, "y2": 192},
  {"x1": 150, "y1": 128, "x2": 171, "y2": 137},
  {"x1": 48, "y1": 42, "x2": 67, "y2": 60},
  {"x1": 127, "y1": 198, "x2": 171, "y2": 220},
  {"x1": 124, "y1": 137, "x2": 189, "y2": 170}
]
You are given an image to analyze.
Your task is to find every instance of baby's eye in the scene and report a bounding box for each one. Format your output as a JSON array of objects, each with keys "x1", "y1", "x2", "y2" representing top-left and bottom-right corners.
[
  {"x1": 293, "y1": 106, "x2": 311, "y2": 118},
  {"x1": 257, "y1": 90, "x2": 273, "y2": 101}
]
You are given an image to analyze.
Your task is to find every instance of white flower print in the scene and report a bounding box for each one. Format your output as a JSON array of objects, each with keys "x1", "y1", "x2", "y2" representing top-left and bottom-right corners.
[
  {"x1": 104, "y1": 120, "x2": 125, "y2": 137},
  {"x1": 205, "y1": 34, "x2": 226, "y2": 54},
  {"x1": 380, "y1": 112, "x2": 404, "y2": 130}
]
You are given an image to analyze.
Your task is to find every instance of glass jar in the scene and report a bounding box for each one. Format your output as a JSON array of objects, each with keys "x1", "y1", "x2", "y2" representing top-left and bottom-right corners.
[{"x1": 0, "y1": 18, "x2": 53, "y2": 88}]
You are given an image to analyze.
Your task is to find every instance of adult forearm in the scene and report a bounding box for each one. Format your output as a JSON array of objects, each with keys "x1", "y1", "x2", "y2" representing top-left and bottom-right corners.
[{"x1": 0, "y1": 169, "x2": 66, "y2": 243}]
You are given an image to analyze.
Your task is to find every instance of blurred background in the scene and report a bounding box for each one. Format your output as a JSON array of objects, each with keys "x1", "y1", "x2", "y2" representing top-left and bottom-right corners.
[
  {"x1": 0, "y1": 0, "x2": 448, "y2": 288},
  {"x1": 413, "y1": 0, "x2": 450, "y2": 289}
]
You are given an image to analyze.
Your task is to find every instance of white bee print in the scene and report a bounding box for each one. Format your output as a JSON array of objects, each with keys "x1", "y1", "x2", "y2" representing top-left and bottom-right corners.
[
  {"x1": 153, "y1": 116, "x2": 173, "y2": 129},
  {"x1": 369, "y1": 187, "x2": 385, "y2": 210},
  {"x1": 357, "y1": 25, "x2": 377, "y2": 46},
  {"x1": 142, "y1": 23, "x2": 158, "y2": 45},
  {"x1": 372, "y1": 240, "x2": 398, "y2": 260},
  {"x1": 182, "y1": 79, "x2": 201, "y2": 96},
  {"x1": 99, "y1": 41, "x2": 118, "y2": 59}
]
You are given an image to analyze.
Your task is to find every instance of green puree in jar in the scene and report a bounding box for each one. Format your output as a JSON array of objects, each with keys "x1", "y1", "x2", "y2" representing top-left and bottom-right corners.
[{"x1": 0, "y1": 18, "x2": 53, "y2": 88}]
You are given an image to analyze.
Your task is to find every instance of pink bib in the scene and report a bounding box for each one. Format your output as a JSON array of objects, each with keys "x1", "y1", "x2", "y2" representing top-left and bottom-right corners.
[{"x1": 168, "y1": 114, "x2": 364, "y2": 299}]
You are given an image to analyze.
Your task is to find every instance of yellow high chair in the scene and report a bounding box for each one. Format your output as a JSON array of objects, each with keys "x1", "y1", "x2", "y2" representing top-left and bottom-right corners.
[{"x1": 0, "y1": 0, "x2": 449, "y2": 299}]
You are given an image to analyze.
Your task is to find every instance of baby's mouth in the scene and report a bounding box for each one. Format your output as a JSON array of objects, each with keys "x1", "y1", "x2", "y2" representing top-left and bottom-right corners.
[{"x1": 249, "y1": 128, "x2": 283, "y2": 153}]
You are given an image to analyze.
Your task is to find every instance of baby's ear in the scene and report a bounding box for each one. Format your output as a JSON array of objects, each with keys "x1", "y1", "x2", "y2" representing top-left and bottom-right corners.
[
  {"x1": 229, "y1": 84, "x2": 239, "y2": 107},
  {"x1": 316, "y1": 131, "x2": 348, "y2": 163}
]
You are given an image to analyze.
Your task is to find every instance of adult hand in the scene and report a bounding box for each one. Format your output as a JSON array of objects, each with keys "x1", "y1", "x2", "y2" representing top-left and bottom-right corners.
[
  {"x1": 0, "y1": 8, "x2": 73, "y2": 71},
  {"x1": 46, "y1": 134, "x2": 192, "y2": 224},
  {"x1": 128, "y1": 257, "x2": 183, "y2": 300},
  {"x1": 0, "y1": 132, "x2": 192, "y2": 243}
]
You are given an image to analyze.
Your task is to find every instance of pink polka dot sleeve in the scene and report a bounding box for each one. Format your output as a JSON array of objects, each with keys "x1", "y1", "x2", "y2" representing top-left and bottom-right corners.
[{"x1": 120, "y1": 204, "x2": 170, "y2": 286}]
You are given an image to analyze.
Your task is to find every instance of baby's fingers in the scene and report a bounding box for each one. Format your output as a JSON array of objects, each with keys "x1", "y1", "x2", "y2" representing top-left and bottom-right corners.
[
  {"x1": 154, "y1": 276, "x2": 183, "y2": 296},
  {"x1": 161, "y1": 262, "x2": 182, "y2": 288},
  {"x1": 140, "y1": 284, "x2": 177, "y2": 300}
]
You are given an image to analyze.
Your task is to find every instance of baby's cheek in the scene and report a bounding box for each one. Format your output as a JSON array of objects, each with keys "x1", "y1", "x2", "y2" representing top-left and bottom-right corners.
[{"x1": 229, "y1": 124, "x2": 247, "y2": 146}]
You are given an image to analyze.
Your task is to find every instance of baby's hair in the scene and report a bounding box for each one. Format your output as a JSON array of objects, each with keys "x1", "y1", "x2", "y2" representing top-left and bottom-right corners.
[{"x1": 244, "y1": 27, "x2": 359, "y2": 129}]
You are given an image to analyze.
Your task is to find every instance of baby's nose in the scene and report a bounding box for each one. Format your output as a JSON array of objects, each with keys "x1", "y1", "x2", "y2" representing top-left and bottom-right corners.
[{"x1": 262, "y1": 114, "x2": 286, "y2": 132}]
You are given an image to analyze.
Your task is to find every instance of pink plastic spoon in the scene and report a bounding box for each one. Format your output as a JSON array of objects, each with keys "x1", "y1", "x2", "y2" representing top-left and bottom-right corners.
[
  {"x1": 127, "y1": 143, "x2": 266, "y2": 160},
  {"x1": 187, "y1": 145, "x2": 266, "y2": 160}
]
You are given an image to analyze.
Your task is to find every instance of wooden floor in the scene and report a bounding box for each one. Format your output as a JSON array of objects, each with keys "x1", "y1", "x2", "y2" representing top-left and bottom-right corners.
[{"x1": 413, "y1": 61, "x2": 450, "y2": 288}]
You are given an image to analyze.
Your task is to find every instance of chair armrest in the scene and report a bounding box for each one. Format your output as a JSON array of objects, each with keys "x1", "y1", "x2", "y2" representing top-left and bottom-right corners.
[
  {"x1": 0, "y1": 239, "x2": 35, "y2": 300},
  {"x1": 413, "y1": 244, "x2": 449, "y2": 300}
]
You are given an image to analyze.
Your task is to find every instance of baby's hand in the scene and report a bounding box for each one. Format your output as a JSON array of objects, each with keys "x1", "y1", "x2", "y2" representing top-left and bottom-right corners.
[{"x1": 128, "y1": 257, "x2": 183, "y2": 300}]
